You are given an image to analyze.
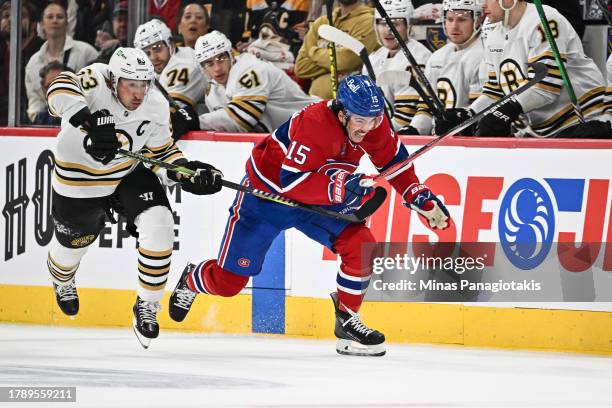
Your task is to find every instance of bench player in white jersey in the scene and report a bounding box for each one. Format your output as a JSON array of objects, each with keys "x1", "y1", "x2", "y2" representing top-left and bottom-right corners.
[
  {"x1": 134, "y1": 19, "x2": 208, "y2": 140},
  {"x1": 406, "y1": 0, "x2": 487, "y2": 136},
  {"x1": 366, "y1": 0, "x2": 431, "y2": 129},
  {"x1": 439, "y1": 0, "x2": 610, "y2": 138},
  {"x1": 46, "y1": 47, "x2": 223, "y2": 348},
  {"x1": 192, "y1": 30, "x2": 319, "y2": 132}
]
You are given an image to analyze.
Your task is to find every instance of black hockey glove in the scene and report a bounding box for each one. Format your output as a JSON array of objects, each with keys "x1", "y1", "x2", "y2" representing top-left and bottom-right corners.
[
  {"x1": 169, "y1": 160, "x2": 223, "y2": 195},
  {"x1": 476, "y1": 99, "x2": 523, "y2": 137},
  {"x1": 82, "y1": 109, "x2": 121, "y2": 165},
  {"x1": 171, "y1": 104, "x2": 200, "y2": 141},
  {"x1": 433, "y1": 108, "x2": 474, "y2": 136},
  {"x1": 556, "y1": 120, "x2": 612, "y2": 139},
  {"x1": 397, "y1": 125, "x2": 420, "y2": 135}
]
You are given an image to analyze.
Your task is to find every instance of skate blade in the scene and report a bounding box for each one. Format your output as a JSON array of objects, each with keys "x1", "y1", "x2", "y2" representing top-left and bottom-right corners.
[
  {"x1": 336, "y1": 339, "x2": 385, "y2": 357},
  {"x1": 132, "y1": 319, "x2": 151, "y2": 349}
]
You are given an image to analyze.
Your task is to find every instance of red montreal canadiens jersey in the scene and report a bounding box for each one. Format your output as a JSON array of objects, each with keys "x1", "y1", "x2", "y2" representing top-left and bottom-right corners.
[{"x1": 246, "y1": 100, "x2": 420, "y2": 205}]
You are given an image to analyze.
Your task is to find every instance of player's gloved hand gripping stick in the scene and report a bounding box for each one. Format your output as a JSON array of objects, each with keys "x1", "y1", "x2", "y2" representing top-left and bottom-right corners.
[
  {"x1": 77, "y1": 109, "x2": 122, "y2": 165},
  {"x1": 117, "y1": 149, "x2": 387, "y2": 223}
]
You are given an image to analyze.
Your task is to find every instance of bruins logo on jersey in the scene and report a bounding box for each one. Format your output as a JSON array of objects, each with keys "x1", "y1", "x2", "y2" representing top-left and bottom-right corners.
[
  {"x1": 437, "y1": 78, "x2": 457, "y2": 109},
  {"x1": 499, "y1": 58, "x2": 527, "y2": 93}
]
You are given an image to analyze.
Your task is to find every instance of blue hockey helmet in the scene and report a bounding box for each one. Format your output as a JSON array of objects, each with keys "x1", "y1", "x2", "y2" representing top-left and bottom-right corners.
[{"x1": 336, "y1": 74, "x2": 385, "y2": 118}]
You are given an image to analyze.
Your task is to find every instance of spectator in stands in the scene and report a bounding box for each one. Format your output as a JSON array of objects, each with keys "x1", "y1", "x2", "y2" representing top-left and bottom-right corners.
[
  {"x1": 32, "y1": 60, "x2": 70, "y2": 126},
  {"x1": 95, "y1": 1, "x2": 127, "y2": 52},
  {"x1": 91, "y1": 0, "x2": 127, "y2": 64},
  {"x1": 25, "y1": 1, "x2": 98, "y2": 122},
  {"x1": 175, "y1": 2, "x2": 210, "y2": 49},
  {"x1": 74, "y1": 0, "x2": 112, "y2": 46},
  {"x1": 294, "y1": 0, "x2": 378, "y2": 99},
  {"x1": 0, "y1": 2, "x2": 43, "y2": 74},
  {"x1": 0, "y1": 0, "x2": 44, "y2": 125}
]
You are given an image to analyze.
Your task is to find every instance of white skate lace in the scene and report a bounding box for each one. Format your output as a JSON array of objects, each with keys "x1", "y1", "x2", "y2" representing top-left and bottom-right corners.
[
  {"x1": 343, "y1": 310, "x2": 374, "y2": 336},
  {"x1": 56, "y1": 282, "x2": 78, "y2": 301},
  {"x1": 174, "y1": 287, "x2": 196, "y2": 310},
  {"x1": 138, "y1": 300, "x2": 162, "y2": 323}
]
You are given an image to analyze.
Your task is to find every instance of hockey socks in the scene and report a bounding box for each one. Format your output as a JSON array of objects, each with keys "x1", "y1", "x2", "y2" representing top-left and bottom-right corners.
[{"x1": 188, "y1": 260, "x2": 249, "y2": 297}]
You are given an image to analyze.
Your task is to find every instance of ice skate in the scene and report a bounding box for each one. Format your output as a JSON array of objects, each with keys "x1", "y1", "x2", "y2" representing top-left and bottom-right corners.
[
  {"x1": 169, "y1": 263, "x2": 198, "y2": 322},
  {"x1": 331, "y1": 292, "x2": 385, "y2": 357},
  {"x1": 132, "y1": 296, "x2": 161, "y2": 349},
  {"x1": 53, "y1": 280, "x2": 79, "y2": 316}
]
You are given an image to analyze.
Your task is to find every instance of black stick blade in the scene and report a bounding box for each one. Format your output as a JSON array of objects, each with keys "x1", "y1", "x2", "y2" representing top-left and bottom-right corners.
[{"x1": 354, "y1": 186, "x2": 388, "y2": 221}]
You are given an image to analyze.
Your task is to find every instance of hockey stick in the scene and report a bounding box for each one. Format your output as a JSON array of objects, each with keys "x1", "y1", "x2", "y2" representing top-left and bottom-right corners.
[
  {"x1": 594, "y1": 0, "x2": 612, "y2": 26},
  {"x1": 371, "y1": 0, "x2": 446, "y2": 121},
  {"x1": 318, "y1": 25, "x2": 377, "y2": 82},
  {"x1": 326, "y1": 0, "x2": 339, "y2": 97},
  {"x1": 371, "y1": 62, "x2": 549, "y2": 182},
  {"x1": 533, "y1": 0, "x2": 585, "y2": 123},
  {"x1": 117, "y1": 148, "x2": 387, "y2": 223},
  {"x1": 154, "y1": 78, "x2": 180, "y2": 110},
  {"x1": 317, "y1": 24, "x2": 395, "y2": 128}
]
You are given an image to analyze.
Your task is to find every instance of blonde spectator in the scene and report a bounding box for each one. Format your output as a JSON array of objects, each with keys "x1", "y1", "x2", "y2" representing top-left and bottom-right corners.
[{"x1": 25, "y1": 2, "x2": 97, "y2": 122}]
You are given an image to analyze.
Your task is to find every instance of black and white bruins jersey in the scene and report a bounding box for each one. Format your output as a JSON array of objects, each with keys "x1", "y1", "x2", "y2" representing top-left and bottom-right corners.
[
  {"x1": 158, "y1": 46, "x2": 207, "y2": 108},
  {"x1": 411, "y1": 38, "x2": 487, "y2": 135},
  {"x1": 199, "y1": 53, "x2": 319, "y2": 132},
  {"x1": 366, "y1": 39, "x2": 432, "y2": 129},
  {"x1": 471, "y1": 3, "x2": 605, "y2": 137},
  {"x1": 47, "y1": 63, "x2": 184, "y2": 198}
]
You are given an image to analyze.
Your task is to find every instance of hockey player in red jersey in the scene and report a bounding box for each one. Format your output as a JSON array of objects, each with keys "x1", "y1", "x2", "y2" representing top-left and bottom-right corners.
[{"x1": 168, "y1": 75, "x2": 450, "y2": 356}]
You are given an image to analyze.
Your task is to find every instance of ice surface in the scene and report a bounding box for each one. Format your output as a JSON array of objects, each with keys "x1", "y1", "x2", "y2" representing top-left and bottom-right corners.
[{"x1": 0, "y1": 324, "x2": 611, "y2": 408}]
